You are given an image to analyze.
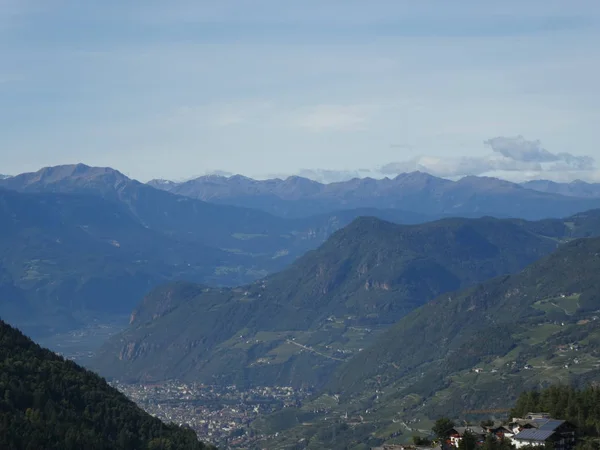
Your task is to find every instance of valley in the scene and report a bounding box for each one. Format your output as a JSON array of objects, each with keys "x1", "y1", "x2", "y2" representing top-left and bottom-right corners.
[
  {"x1": 36, "y1": 315, "x2": 129, "y2": 362},
  {"x1": 0, "y1": 165, "x2": 452, "y2": 341},
  {"x1": 5, "y1": 6, "x2": 600, "y2": 448},
  {"x1": 4, "y1": 165, "x2": 600, "y2": 449}
]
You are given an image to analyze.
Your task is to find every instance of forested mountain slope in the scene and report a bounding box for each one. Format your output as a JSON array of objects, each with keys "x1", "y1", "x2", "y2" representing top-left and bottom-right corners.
[
  {"x1": 92, "y1": 214, "x2": 572, "y2": 388},
  {"x1": 0, "y1": 319, "x2": 214, "y2": 450},
  {"x1": 260, "y1": 236, "x2": 600, "y2": 449}
]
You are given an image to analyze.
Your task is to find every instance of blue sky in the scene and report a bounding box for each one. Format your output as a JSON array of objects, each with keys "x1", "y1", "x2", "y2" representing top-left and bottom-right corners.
[{"x1": 1, "y1": 0, "x2": 599, "y2": 182}]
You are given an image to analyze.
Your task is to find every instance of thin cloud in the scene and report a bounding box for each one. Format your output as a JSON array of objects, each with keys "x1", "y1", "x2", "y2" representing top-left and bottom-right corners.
[
  {"x1": 291, "y1": 104, "x2": 373, "y2": 132},
  {"x1": 296, "y1": 168, "x2": 373, "y2": 183},
  {"x1": 166, "y1": 100, "x2": 276, "y2": 128}
]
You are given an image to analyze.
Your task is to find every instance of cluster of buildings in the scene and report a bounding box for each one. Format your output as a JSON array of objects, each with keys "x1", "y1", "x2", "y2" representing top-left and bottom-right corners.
[
  {"x1": 372, "y1": 413, "x2": 577, "y2": 450},
  {"x1": 448, "y1": 413, "x2": 576, "y2": 450},
  {"x1": 110, "y1": 380, "x2": 311, "y2": 447}
]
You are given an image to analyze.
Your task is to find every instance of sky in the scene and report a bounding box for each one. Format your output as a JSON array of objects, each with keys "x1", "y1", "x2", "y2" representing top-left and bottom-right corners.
[{"x1": 1, "y1": 0, "x2": 599, "y2": 183}]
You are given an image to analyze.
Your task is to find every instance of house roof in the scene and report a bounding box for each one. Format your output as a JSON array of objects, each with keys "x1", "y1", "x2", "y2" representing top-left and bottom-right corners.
[
  {"x1": 536, "y1": 419, "x2": 565, "y2": 431},
  {"x1": 492, "y1": 426, "x2": 513, "y2": 433},
  {"x1": 513, "y1": 429, "x2": 555, "y2": 442},
  {"x1": 511, "y1": 418, "x2": 566, "y2": 431}
]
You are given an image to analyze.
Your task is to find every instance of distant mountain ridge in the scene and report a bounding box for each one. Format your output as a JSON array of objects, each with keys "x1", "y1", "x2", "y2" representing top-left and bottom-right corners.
[
  {"x1": 0, "y1": 165, "x2": 432, "y2": 269},
  {"x1": 147, "y1": 171, "x2": 600, "y2": 219},
  {"x1": 90, "y1": 210, "x2": 600, "y2": 388},
  {"x1": 521, "y1": 179, "x2": 600, "y2": 198},
  {"x1": 0, "y1": 165, "x2": 436, "y2": 338}
]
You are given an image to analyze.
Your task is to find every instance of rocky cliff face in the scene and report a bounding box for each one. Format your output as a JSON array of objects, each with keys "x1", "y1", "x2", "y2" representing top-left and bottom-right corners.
[{"x1": 128, "y1": 282, "x2": 204, "y2": 326}]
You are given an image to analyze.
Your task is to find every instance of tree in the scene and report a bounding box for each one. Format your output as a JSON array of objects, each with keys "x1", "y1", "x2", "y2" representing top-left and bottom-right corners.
[
  {"x1": 433, "y1": 418, "x2": 456, "y2": 441},
  {"x1": 414, "y1": 435, "x2": 432, "y2": 446},
  {"x1": 481, "y1": 433, "x2": 497, "y2": 450},
  {"x1": 458, "y1": 431, "x2": 477, "y2": 450}
]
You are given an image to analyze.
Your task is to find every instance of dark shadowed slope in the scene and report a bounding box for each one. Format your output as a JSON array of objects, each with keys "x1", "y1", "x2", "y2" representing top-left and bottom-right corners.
[{"x1": 0, "y1": 319, "x2": 214, "y2": 450}]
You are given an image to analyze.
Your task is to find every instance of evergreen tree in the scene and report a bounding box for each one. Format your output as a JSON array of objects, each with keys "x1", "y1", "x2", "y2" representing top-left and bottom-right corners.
[{"x1": 433, "y1": 418, "x2": 456, "y2": 441}]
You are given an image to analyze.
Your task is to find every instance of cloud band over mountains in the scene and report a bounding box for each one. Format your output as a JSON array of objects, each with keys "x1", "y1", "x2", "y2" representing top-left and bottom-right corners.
[
  {"x1": 484, "y1": 136, "x2": 594, "y2": 170},
  {"x1": 207, "y1": 136, "x2": 596, "y2": 184},
  {"x1": 380, "y1": 135, "x2": 595, "y2": 179}
]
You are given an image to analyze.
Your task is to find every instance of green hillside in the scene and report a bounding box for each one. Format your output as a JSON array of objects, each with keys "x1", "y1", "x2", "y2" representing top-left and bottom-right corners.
[
  {"x1": 92, "y1": 214, "x2": 568, "y2": 387},
  {"x1": 260, "y1": 236, "x2": 600, "y2": 449},
  {"x1": 0, "y1": 318, "x2": 214, "y2": 450}
]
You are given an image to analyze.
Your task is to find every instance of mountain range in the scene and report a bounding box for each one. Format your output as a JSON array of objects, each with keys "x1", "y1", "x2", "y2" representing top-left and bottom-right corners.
[
  {"x1": 4, "y1": 163, "x2": 600, "y2": 448},
  {"x1": 522, "y1": 179, "x2": 600, "y2": 198},
  {"x1": 148, "y1": 172, "x2": 600, "y2": 219},
  {"x1": 0, "y1": 164, "x2": 337, "y2": 268},
  {"x1": 90, "y1": 209, "x2": 600, "y2": 389},
  {"x1": 0, "y1": 165, "x2": 432, "y2": 337},
  {"x1": 0, "y1": 319, "x2": 212, "y2": 449},
  {"x1": 8, "y1": 164, "x2": 599, "y2": 340}
]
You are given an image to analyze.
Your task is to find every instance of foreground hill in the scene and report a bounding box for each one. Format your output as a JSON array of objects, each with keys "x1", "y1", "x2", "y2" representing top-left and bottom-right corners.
[
  {"x1": 147, "y1": 172, "x2": 600, "y2": 219},
  {"x1": 262, "y1": 235, "x2": 600, "y2": 449},
  {"x1": 91, "y1": 213, "x2": 582, "y2": 387},
  {"x1": 0, "y1": 319, "x2": 213, "y2": 450}
]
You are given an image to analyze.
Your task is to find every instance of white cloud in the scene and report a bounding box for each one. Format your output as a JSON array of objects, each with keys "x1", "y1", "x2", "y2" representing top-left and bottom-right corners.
[
  {"x1": 380, "y1": 155, "x2": 539, "y2": 178},
  {"x1": 379, "y1": 136, "x2": 596, "y2": 180},
  {"x1": 484, "y1": 136, "x2": 558, "y2": 162},
  {"x1": 484, "y1": 135, "x2": 595, "y2": 169}
]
